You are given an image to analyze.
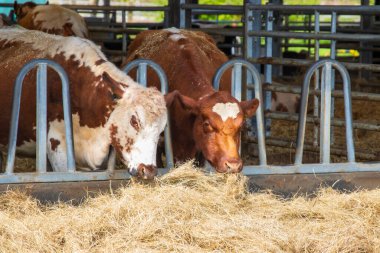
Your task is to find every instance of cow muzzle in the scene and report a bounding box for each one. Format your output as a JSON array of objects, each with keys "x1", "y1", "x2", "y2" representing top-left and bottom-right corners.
[
  {"x1": 129, "y1": 163, "x2": 157, "y2": 180},
  {"x1": 217, "y1": 157, "x2": 243, "y2": 173}
]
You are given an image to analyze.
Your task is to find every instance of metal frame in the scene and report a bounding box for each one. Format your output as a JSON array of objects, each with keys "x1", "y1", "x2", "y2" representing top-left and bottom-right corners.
[
  {"x1": 0, "y1": 59, "x2": 160, "y2": 184},
  {"x1": 122, "y1": 59, "x2": 174, "y2": 169},
  {"x1": 5, "y1": 59, "x2": 75, "y2": 174},
  {"x1": 213, "y1": 58, "x2": 380, "y2": 175}
]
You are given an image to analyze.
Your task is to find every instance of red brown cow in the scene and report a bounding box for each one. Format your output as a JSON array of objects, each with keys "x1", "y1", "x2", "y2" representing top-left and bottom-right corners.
[
  {"x1": 0, "y1": 27, "x2": 167, "y2": 179},
  {"x1": 124, "y1": 28, "x2": 259, "y2": 173},
  {"x1": 14, "y1": 1, "x2": 88, "y2": 38}
]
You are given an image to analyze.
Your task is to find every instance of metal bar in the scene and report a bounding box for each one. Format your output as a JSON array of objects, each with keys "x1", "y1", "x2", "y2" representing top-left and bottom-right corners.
[
  {"x1": 121, "y1": 10, "x2": 127, "y2": 55},
  {"x1": 248, "y1": 57, "x2": 380, "y2": 72},
  {"x1": 246, "y1": 136, "x2": 376, "y2": 160},
  {"x1": 232, "y1": 63, "x2": 242, "y2": 101},
  {"x1": 247, "y1": 4, "x2": 380, "y2": 15},
  {"x1": 255, "y1": 83, "x2": 380, "y2": 102},
  {"x1": 122, "y1": 59, "x2": 174, "y2": 169},
  {"x1": 0, "y1": 169, "x2": 158, "y2": 184},
  {"x1": 6, "y1": 59, "x2": 75, "y2": 174},
  {"x1": 88, "y1": 27, "x2": 143, "y2": 34},
  {"x1": 36, "y1": 63, "x2": 48, "y2": 173},
  {"x1": 266, "y1": 111, "x2": 380, "y2": 132},
  {"x1": 242, "y1": 162, "x2": 380, "y2": 175},
  {"x1": 213, "y1": 59, "x2": 267, "y2": 165},
  {"x1": 320, "y1": 63, "x2": 332, "y2": 164},
  {"x1": 313, "y1": 10, "x2": 320, "y2": 147},
  {"x1": 180, "y1": 4, "x2": 243, "y2": 12},
  {"x1": 137, "y1": 63, "x2": 148, "y2": 86},
  {"x1": 179, "y1": 0, "x2": 186, "y2": 28},
  {"x1": 264, "y1": 10, "x2": 273, "y2": 137},
  {"x1": 330, "y1": 12, "x2": 337, "y2": 146},
  {"x1": 295, "y1": 59, "x2": 355, "y2": 164},
  {"x1": 64, "y1": 5, "x2": 170, "y2": 11},
  {"x1": 247, "y1": 31, "x2": 380, "y2": 42}
]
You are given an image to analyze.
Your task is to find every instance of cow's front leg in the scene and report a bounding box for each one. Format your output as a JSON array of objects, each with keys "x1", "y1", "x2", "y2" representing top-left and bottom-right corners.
[{"x1": 47, "y1": 128, "x2": 68, "y2": 172}]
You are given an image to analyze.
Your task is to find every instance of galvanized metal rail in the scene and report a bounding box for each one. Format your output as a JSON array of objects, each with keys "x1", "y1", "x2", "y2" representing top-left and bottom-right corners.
[
  {"x1": 216, "y1": 58, "x2": 380, "y2": 175},
  {"x1": 122, "y1": 59, "x2": 174, "y2": 169}
]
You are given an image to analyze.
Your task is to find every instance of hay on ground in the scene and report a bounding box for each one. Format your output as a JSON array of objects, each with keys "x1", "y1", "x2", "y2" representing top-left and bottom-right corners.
[{"x1": 0, "y1": 162, "x2": 378, "y2": 252}]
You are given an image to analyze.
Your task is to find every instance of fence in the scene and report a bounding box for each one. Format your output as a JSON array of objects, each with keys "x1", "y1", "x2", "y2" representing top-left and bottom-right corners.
[{"x1": 0, "y1": 59, "x2": 172, "y2": 184}]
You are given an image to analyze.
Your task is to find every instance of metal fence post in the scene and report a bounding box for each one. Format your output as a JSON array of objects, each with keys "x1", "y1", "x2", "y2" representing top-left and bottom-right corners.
[
  {"x1": 5, "y1": 59, "x2": 75, "y2": 174},
  {"x1": 123, "y1": 59, "x2": 174, "y2": 169},
  {"x1": 295, "y1": 59, "x2": 355, "y2": 165}
]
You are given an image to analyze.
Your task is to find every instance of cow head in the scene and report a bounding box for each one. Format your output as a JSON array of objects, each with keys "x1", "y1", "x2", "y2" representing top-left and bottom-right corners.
[
  {"x1": 107, "y1": 87, "x2": 167, "y2": 179},
  {"x1": 166, "y1": 90, "x2": 259, "y2": 173},
  {"x1": 14, "y1": 1, "x2": 37, "y2": 20}
]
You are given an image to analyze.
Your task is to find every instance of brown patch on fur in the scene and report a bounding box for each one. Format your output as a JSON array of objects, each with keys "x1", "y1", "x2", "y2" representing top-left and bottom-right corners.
[
  {"x1": 49, "y1": 138, "x2": 60, "y2": 151},
  {"x1": 95, "y1": 59, "x2": 106, "y2": 66},
  {"x1": 0, "y1": 31, "x2": 126, "y2": 149},
  {"x1": 125, "y1": 137, "x2": 134, "y2": 153},
  {"x1": 110, "y1": 124, "x2": 123, "y2": 157},
  {"x1": 276, "y1": 103, "x2": 289, "y2": 112},
  {"x1": 130, "y1": 115, "x2": 140, "y2": 132}
]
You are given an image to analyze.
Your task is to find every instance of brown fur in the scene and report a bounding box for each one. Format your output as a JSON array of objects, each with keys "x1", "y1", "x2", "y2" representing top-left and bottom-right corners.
[{"x1": 123, "y1": 29, "x2": 259, "y2": 173}]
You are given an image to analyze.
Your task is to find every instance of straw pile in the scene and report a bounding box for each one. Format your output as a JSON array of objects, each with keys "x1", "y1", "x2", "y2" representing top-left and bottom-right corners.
[{"x1": 0, "y1": 162, "x2": 378, "y2": 253}]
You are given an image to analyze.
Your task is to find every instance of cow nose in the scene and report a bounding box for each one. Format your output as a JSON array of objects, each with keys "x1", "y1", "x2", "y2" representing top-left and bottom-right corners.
[
  {"x1": 224, "y1": 159, "x2": 243, "y2": 173},
  {"x1": 137, "y1": 164, "x2": 157, "y2": 180}
]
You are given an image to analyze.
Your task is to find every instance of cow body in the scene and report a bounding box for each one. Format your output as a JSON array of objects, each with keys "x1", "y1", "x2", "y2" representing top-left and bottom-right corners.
[
  {"x1": 124, "y1": 28, "x2": 259, "y2": 173},
  {"x1": 14, "y1": 2, "x2": 88, "y2": 38},
  {"x1": 0, "y1": 28, "x2": 167, "y2": 179}
]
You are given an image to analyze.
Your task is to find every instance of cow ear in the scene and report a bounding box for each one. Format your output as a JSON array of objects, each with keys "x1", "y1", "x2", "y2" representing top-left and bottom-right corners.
[
  {"x1": 165, "y1": 91, "x2": 199, "y2": 114},
  {"x1": 240, "y1": 99, "x2": 260, "y2": 118}
]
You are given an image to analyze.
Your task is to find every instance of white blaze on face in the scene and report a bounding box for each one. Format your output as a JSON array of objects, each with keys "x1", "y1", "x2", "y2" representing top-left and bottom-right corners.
[{"x1": 212, "y1": 102, "x2": 240, "y2": 122}]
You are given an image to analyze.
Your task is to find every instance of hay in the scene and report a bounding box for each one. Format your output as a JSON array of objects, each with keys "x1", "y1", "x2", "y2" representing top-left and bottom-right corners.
[{"x1": 0, "y1": 162, "x2": 378, "y2": 252}]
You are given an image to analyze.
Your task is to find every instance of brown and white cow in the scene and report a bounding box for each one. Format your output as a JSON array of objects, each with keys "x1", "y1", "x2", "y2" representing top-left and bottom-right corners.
[
  {"x1": 0, "y1": 27, "x2": 167, "y2": 179},
  {"x1": 123, "y1": 28, "x2": 259, "y2": 173},
  {"x1": 14, "y1": 1, "x2": 88, "y2": 38}
]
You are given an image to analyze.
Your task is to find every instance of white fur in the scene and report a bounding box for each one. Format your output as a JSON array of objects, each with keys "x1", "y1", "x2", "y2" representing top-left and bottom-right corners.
[
  {"x1": 212, "y1": 102, "x2": 240, "y2": 122},
  {"x1": 165, "y1": 27, "x2": 180, "y2": 34},
  {"x1": 107, "y1": 90, "x2": 167, "y2": 172},
  {"x1": 170, "y1": 34, "x2": 186, "y2": 42},
  {"x1": 32, "y1": 5, "x2": 88, "y2": 38},
  {"x1": 47, "y1": 114, "x2": 110, "y2": 171}
]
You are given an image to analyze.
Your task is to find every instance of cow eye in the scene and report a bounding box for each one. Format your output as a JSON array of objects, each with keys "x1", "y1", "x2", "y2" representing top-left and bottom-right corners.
[
  {"x1": 111, "y1": 93, "x2": 121, "y2": 101},
  {"x1": 203, "y1": 121, "x2": 213, "y2": 133}
]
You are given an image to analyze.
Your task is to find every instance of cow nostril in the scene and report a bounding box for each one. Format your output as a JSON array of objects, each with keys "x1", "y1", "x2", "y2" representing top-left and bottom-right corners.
[{"x1": 224, "y1": 161, "x2": 242, "y2": 173}]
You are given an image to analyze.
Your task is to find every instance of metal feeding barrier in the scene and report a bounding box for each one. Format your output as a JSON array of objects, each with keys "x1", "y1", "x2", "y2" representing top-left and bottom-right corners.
[
  {"x1": 244, "y1": 3, "x2": 380, "y2": 159},
  {"x1": 0, "y1": 59, "x2": 137, "y2": 184},
  {"x1": 122, "y1": 59, "x2": 174, "y2": 170},
  {"x1": 213, "y1": 58, "x2": 380, "y2": 175}
]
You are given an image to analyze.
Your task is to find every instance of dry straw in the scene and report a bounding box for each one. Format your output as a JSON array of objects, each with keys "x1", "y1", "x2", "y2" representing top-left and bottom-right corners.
[{"x1": 0, "y1": 161, "x2": 379, "y2": 252}]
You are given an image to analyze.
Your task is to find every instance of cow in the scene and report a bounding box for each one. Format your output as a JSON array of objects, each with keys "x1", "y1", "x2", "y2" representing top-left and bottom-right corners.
[
  {"x1": 123, "y1": 28, "x2": 260, "y2": 173},
  {"x1": 14, "y1": 1, "x2": 88, "y2": 38},
  {"x1": 0, "y1": 27, "x2": 168, "y2": 179}
]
